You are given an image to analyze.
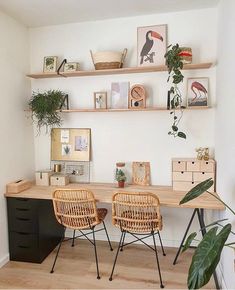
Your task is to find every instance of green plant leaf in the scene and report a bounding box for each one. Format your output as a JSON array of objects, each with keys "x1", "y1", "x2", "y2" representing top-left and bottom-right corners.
[
  {"x1": 178, "y1": 131, "x2": 186, "y2": 139},
  {"x1": 172, "y1": 125, "x2": 178, "y2": 132},
  {"x1": 182, "y1": 232, "x2": 197, "y2": 253},
  {"x1": 179, "y1": 178, "x2": 214, "y2": 205},
  {"x1": 188, "y1": 224, "x2": 231, "y2": 290}
]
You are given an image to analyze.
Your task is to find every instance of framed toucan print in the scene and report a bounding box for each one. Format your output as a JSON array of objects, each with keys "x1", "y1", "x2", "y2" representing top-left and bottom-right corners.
[{"x1": 137, "y1": 24, "x2": 167, "y2": 67}]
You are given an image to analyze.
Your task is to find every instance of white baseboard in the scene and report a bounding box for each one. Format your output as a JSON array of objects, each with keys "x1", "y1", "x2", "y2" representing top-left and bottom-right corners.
[{"x1": 0, "y1": 254, "x2": 9, "y2": 268}]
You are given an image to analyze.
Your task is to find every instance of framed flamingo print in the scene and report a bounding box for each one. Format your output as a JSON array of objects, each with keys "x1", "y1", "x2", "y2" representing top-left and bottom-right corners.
[
  {"x1": 137, "y1": 24, "x2": 167, "y2": 67},
  {"x1": 187, "y1": 77, "x2": 209, "y2": 108}
]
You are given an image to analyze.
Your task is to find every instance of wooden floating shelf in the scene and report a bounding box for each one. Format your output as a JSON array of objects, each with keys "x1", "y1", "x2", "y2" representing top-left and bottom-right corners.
[
  {"x1": 59, "y1": 107, "x2": 210, "y2": 113},
  {"x1": 27, "y1": 62, "x2": 213, "y2": 79}
]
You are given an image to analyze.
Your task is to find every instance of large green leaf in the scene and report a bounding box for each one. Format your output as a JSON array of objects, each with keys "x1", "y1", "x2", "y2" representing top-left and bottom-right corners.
[
  {"x1": 182, "y1": 232, "x2": 197, "y2": 253},
  {"x1": 179, "y1": 178, "x2": 214, "y2": 205},
  {"x1": 188, "y1": 224, "x2": 231, "y2": 289}
]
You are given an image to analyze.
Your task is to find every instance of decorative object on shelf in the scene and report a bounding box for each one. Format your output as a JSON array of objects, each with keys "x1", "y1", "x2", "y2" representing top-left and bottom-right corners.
[
  {"x1": 50, "y1": 174, "x2": 69, "y2": 186},
  {"x1": 137, "y1": 24, "x2": 167, "y2": 66},
  {"x1": 172, "y1": 158, "x2": 215, "y2": 192},
  {"x1": 179, "y1": 179, "x2": 234, "y2": 290},
  {"x1": 64, "y1": 62, "x2": 79, "y2": 72},
  {"x1": 43, "y1": 56, "x2": 58, "y2": 73},
  {"x1": 165, "y1": 43, "x2": 186, "y2": 139},
  {"x1": 115, "y1": 163, "x2": 127, "y2": 188},
  {"x1": 132, "y1": 162, "x2": 150, "y2": 186},
  {"x1": 111, "y1": 82, "x2": 129, "y2": 109},
  {"x1": 90, "y1": 49, "x2": 127, "y2": 70},
  {"x1": 94, "y1": 92, "x2": 107, "y2": 109},
  {"x1": 51, "y1": 128, "x2": 91, "y2": 162},
  {"x1": 53, "y1": 163, "x2": 62, "y2": 173},
  {"x1": 196, "y1": 147, "x2": 210, "y2": 161},
  {"x1": 28, "y1": 90, "x2": 68, "y2": 133},
  {"x1": 6, "y1": 179, "x2": 31, "y2": 194},
  {"x1": 129, "y1": 84, "x2": 147, "y2": 109},
  {"x1": 178, "y1": 47, "x2": 192, "y2": 64},
  {"x1": 187, "y1": 77, "x2": 209, "y2": 108},
  {"x1": 35, "y1": 170, "x2": 54, "y2": 186}
]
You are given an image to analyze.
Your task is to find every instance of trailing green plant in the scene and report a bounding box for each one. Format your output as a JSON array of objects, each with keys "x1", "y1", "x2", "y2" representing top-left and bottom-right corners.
[
  {"x1": 165, "y1": 44, "x2": 186, "y2": 139},
  {"x1": 180, "y1": 178, "x2": 234, "y2": 289},
  {"x1": 28, "y1": 89, "x2": 67, "y2": 133},
  {"x1": 115, "y1": 169, "x2": 126, "y2": 182}
]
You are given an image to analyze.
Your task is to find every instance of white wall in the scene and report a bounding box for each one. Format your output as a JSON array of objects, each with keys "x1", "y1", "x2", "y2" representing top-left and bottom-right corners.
[
  {"x1": 29, "y1": 8, "x2": 218, "y2": 246},
  {"x1": 215, "y1": 0, "x2": 235, "y2": 288},
  {"x1": 0, "y1": 11, "x2": 35, "y2": 266}
]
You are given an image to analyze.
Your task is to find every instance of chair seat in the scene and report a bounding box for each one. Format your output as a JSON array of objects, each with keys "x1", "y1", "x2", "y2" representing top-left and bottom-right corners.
[{"x1": 97, "y1": 208, "x2": 108, "y2": 222}]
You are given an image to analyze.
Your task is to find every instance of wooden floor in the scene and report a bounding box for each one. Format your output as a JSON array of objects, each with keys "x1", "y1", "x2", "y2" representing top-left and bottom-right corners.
[{"x1": 0, "y1": 240, "x2": 215, "y2": 289}]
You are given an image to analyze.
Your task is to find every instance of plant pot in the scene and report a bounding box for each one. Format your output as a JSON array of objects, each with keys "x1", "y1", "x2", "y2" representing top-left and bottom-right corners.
[{"x1": 118, "y1": 181, "x2": 125, "y2": 188}]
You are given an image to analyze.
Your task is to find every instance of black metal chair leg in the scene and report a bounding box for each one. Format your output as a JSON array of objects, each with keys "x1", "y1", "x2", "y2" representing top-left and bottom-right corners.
[
  {"x1": 120, "y1": 231, "x2": 126, "y2": 251},
  {"x1": 157, "y1": 231, "x2": 166, "y2": 256},
  {"x1": 102, "y1": 221, "x2": 113, "y2": 251},
  {"x1": 152, "y1": 231, "x2": 164, "y2": 288},
  {"x1": 109, "y1": 231, "x2": 124, "y2": 281},
  {"x1": 50, "y1": 229, "x2": 65, "y2": 273},
  {"x1": 72, "y1": 229, "x2": 76, "y2": 247},
  {"x1": 173, "y1": 208, "x2": 197, "y2": 265},
  {"x1": 92, "y1": 226, "x2": 100, "y2": 279}
]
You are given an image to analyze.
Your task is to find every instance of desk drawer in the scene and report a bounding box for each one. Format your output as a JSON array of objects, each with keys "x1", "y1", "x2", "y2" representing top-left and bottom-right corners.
[
  {"x1": 173, "y1": 171, "x2": 192, "y2": 181},
  {"x1": 7, "y1": 198, "x2": 38, "y2": 214},
  {"x1": 173, "y1": 181, "x2": 199, "y2": 191},
  {"x1": 193, "y1": 172, "x2": 214, "y2": 182},
  {"x1": 172, "y1": 161, "x2": 186, "y2": 171},
  {"x1": 9, "y1": 232, "x2": 39, "y2": 263},
  {"x1": 186, "y1": 161, "x2": 200, "y2": 172},
  {"x1": 200, "y1": 161, "x2": 215, "y2": 172}
]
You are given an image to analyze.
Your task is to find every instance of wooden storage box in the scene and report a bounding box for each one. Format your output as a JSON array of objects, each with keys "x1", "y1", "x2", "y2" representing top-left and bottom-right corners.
[
  {"x1": 50, "y1": 174, "x2": 69, "y2": 186},
  {"x1": 6, "y1": 179, "x2": 31, "y2": 194},
  {"x1": 35, "y1": 171, "x2": 53, "y2": 186}
]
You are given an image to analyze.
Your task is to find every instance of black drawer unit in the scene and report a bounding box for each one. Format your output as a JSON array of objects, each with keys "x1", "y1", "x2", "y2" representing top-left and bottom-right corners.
[{"x1": 7, "y1": 197, "x2": 64, "y2": 263}]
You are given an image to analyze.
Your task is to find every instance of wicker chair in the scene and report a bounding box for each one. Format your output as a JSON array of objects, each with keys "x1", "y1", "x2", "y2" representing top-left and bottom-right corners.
[
  {"x1": 50, "y1": 189, "x2": 113, "y2": 279},
  {"x1": 109, "y1": 191, "x2": 166, "y2": 288}
]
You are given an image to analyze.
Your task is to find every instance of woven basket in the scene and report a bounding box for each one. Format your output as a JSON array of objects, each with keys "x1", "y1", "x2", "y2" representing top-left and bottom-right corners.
[{"x1": 90, "y1": 48, "x2": 127, "y2": 70}]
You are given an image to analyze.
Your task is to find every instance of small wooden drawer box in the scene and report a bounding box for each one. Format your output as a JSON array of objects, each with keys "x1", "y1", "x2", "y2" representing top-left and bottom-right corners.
[
  {"x1": 200, "y1": 161, "x2": 215, "y2": 172},
  {"x1": 186, "y1": 160, "x2": 200, "y2": 172},
  {"x1": 172, "y1": 160, "x2": 186, "y2": 171},
  {"x1": 172, "y1": 171, "x2": 192, "y2": 181},
  {"x1": 36, "y1": 171, "x2": 54, "y2": 186},
  {"x1": 193, "y1": 172, "x2": 214, "y2": 182},
  {"x1": 50, "y1": 174, "x2": 69, "y2": 186}
]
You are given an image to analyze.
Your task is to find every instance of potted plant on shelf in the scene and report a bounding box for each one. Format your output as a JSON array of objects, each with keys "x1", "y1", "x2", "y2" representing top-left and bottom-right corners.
[
  {"x1": 164, "y1": 44, "x2": 186, "y2": 139},
  {"x1": 28, "y1": 89, "x2": 68, "y2": 133},
  {"x1": 180, "y1": 179, "x2": 234, "y2": 289},
  {"x1": 115, "y1": 168, "x2": 127, "y2": 188}
]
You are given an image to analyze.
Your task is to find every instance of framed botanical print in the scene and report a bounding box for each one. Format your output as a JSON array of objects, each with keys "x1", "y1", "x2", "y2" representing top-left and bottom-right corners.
[
  {"x1": 51, "y1": 128, "x2": 91, "y2": 161},
  {"x1": 187, "y1": 77, "x2": 209, "y2": 108},
  {"x1": 132, "y1": 162, "x2": 150, "y2": 186},
  {"x1": 94, "y1": 92, "x2": 107, "y2": 109},
  {"x1": 43, "y1": 56, "x2": 58, "y2": 73},
  {"x1": 137, "y1": 24, "x2": 167, "y2": 66}
]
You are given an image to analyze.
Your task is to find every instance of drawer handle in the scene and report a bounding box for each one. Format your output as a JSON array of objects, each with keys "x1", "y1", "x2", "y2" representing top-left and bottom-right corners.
[
  {"x1": 192, "y1": 161, "x2": 195, "y2": 164},
  {"x1": 16, "y1": 217, "x2": 30, "y2": 221},
  {"x1": 206, "y1": 162, "x2": 209, "y2": 164},
  {"x1": 18, "y1": 245, "x2": 30, "y2": 249},
  {"x1": 181, "y1": 171, "x2": 184, "y2": 174},
  {"x1": 16, "y1": 208, "x2": 29, "y2": 211},
  {"x1": 17, "y1": 232, "x2": 30, "y2": 235},
  {"x1": 178, "y1": 161, "x2": 181, "y2": 164},
  {"x1": 202, "y1": 172, "x2": 205, "y2": 174},
  {"x1": 192, "y1": 182, "x2": 194, "y2": 184},
  {"x1": 16, "y1": 198, "x2": 29, "y2": 202}
]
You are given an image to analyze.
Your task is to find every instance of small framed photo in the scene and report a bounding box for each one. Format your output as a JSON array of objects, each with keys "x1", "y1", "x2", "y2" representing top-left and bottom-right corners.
[
  {"x1": 43, "y1": 56, "x2": 58, "y2": 73},
  {"x1": 64, "y1": 62, "x2": 79, "y2": 72},
  {"x1": 111, "y1": 82, "x2": 129, "y2": 109},
  {"x1": 137, "y1": 24, "x2": 167, "y2": 66},
  {"x1": 132, "y1": 162, "x2": 150, "y2": 186},
  {"x1": 94, "y1": 92, "x2": 107, "y2": 109},
  {"x1": 187, "y1": 78, "x2": 209, "y2": 108}
]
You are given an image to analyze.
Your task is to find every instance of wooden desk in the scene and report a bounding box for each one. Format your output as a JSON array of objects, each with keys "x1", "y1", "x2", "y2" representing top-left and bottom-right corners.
[{"x1": 5, "y1": 182, "x2": 225, "y2": 210}]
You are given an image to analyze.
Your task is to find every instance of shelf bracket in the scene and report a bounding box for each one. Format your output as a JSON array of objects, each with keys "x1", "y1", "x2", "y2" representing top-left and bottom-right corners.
[{"x1": 57, "y1": 59, "x2": 67, "y2": 77}]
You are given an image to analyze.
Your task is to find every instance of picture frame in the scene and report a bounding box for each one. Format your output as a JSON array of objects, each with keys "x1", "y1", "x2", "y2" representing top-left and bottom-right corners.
[
  {"x1": 187, "y1": 77, "x2": 209, "y2": 108},
  {"x1": 94, "y1": 92, "x2": 107, "y2": 109},
  {"x1": 137, "y1": 24, "x2": 167, "y2": 67},
  {"x1": 43, "y1": 56, "x2": 58, "y2": 73},
  {"x1": 64, "y1": 62, "x2": 79, "y2": 72},
  {"x1": 132, "y1": 162, "x2": 150, "y2": 186},
  {"x1": 51, "y1": 128, "x2": 91, "y2": 161},
  {"x1": 111, "y1": 82, "x2": 129, "y2": 109}
]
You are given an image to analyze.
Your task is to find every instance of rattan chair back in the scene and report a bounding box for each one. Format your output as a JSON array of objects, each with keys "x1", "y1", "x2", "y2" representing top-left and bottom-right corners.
[
  {"x1": 52, "y1": 189, "x2": 99, "y2": 230},
  {"x1": 112, "y1": 191, "x2": 162, "y2": 233}
]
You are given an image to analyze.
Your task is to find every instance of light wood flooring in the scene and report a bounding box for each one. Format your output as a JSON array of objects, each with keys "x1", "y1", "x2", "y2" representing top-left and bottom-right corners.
[{"x1": 0, "y1": 240, "x2": 215, "y2": 289}]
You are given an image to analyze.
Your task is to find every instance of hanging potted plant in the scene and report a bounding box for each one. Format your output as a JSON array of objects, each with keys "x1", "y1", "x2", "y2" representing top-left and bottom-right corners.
[
  {"x1": 28, "y1": 89, "x2": 68, "y2": 133},
  {"x1": 164, "y1": 44, "x2": 186, "y2": 139}
]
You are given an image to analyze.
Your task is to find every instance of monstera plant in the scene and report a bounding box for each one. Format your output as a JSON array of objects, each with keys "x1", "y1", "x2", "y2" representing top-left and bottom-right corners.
[
  {"x1": 180, "y1": 179, "x2": 234, "y2": 289},
  {"x1": 165, "y1": 44, "x2": 186, "y2": 139}
]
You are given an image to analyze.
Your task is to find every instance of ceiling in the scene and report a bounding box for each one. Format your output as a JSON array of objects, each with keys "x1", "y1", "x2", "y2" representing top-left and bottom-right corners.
[{"x1": 0, "y1": 0, "x2": 220, "y2": 28}]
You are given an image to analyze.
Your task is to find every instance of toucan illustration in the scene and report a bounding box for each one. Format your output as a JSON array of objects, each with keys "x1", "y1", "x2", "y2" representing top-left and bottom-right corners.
[{"x1": 140, "y1": 30, "x2": 163, "y2": 64}]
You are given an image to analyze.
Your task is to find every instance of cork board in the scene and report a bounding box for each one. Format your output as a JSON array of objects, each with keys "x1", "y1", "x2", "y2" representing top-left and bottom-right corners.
[{"x1": 51, "y1": 128, "x2": 91, "y2": 161}]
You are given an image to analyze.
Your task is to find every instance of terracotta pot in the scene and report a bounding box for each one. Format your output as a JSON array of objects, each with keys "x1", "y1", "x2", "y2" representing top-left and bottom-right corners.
[{"x1": 118, "y1": 181, "x2": 125, "y2": 188}]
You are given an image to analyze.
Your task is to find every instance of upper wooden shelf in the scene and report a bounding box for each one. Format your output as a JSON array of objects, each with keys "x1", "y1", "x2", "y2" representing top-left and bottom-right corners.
[{"x1": 26, "y1": 62, "x2": 213, "y2": 79}]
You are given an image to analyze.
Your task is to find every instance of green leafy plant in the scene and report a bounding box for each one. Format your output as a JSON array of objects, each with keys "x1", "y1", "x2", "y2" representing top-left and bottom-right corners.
[
  {"x1": 115, "y1": 169, "x2": 126, "y2": 182},
  {"x1": 180, "y1": 178, "x2": 234, "y2": 289},
  {"x1": 165, "y1": 44, "x2": 186, "y2": 139},
  {"x1": 28, "y1": 89, "x2": 67, "y2": 133}
]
